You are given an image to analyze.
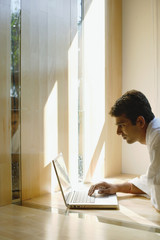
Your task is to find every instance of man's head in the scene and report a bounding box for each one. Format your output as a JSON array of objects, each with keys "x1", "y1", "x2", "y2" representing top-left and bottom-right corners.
[{"x1": 110, "y1": 90, "x2": 155, "y2": 144}]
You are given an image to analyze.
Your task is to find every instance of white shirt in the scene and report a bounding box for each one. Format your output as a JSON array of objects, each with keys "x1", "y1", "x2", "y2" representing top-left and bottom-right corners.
[{"x1": 130, "y1": 118, "x2": 160, "y2": 210}]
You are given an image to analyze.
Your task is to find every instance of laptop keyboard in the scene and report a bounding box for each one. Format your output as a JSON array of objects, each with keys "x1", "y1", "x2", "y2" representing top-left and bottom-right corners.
[{"x1": 72, "y1": 191, "x2": 95, "y2": 203}]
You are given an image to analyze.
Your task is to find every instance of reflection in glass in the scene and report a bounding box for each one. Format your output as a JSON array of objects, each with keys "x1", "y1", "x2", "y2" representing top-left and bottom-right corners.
[{"x1": 11, "y1": 0, "x2": 21, "y2": 201}]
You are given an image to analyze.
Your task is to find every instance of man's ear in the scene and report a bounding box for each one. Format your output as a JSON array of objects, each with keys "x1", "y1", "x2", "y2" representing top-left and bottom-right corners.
[{"x1": 136, "y1": 116, "x2": 146, "y2": 128}]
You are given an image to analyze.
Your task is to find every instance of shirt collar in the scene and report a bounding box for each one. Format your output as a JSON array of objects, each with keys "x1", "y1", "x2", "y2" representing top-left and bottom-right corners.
[{"x1": 146, "y1": 118, "x2": 160, "y2": 145}]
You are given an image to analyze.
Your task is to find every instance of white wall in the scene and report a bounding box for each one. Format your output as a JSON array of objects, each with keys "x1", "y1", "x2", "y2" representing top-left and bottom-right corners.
[{"x1": 122, "y1": 0, "x2": 160, "y2": 174}]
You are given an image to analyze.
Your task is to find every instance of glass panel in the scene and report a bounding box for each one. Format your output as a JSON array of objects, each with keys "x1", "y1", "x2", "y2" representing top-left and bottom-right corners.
[
  {"x1": 78, "y1": 0, "x2": 84, "y2": 182},
  {"x1": 78, "y1": 0, "x2": 105, "y2": 182},
  {"x1": 11, "y1": 0, "x2": 21, "y2": 201}
]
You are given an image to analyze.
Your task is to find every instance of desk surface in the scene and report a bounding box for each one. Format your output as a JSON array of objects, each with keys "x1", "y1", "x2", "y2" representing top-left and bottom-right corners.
[
  {"x1": 0, "y1": 204, "x2": 160, "y2": 240},
  {"x1": 23, "y1": 174, "x2": 160, "y2": 235}
]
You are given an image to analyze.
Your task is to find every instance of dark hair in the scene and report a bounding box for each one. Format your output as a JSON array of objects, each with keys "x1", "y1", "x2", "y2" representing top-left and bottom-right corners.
[{"x1": 109, "y1": 90, "x2": 155, "y2": 124}]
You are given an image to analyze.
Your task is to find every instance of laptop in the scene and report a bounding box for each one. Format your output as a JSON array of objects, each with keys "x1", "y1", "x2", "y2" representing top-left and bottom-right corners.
[{"x1": 52, "y1": 153, "x2": 119, "y2": 209}]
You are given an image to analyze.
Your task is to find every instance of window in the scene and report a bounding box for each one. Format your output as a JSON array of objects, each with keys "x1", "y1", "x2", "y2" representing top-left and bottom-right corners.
[
  {"x1": 78, "y1": 0, "x2": 83, "y2": 181},
  {"x1": 78, "y1": 0, "x2": 105, "y2": 182}
]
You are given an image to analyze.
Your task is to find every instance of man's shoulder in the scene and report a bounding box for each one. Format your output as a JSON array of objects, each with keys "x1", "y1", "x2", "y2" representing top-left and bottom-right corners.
[
  {"x1": 147, "y1": 118, "x2": 160, "y2": 147},
  {"x1": 148, "y1": 118, "x2": 160, "y2": 133}
]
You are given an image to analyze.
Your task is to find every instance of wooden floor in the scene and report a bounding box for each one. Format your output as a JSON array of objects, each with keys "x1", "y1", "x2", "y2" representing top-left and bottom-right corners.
[{"x1": 0, "y1": 204, "x2": 160, "y2": 240}]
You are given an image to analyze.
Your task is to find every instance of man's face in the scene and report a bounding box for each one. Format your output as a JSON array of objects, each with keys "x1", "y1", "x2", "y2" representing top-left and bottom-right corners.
[{"x1": 115, "y1": 114, "x2": 140, "y2": 144}]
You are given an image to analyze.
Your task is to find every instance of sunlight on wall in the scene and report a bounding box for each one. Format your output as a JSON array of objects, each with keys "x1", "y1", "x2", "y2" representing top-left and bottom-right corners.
[
  {"x1": 92, "y1": 143, "x2": 105, "y2": 182},
  {"x1": 83, "y1": 0, "x2": 105, "y2": 180},
  {"x1": 44, "y1": 82, "x2": 58, "y2": 192},
  {"x1": 68, "y1": 32, "x2": 79, "y2": 186}
]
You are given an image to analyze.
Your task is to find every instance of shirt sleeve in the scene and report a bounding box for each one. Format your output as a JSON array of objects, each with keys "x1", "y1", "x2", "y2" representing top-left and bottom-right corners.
[
  {"x1": 130, "y1": 144, "x2": 160, "y2": 210},
  {"x1": 147, "y1": 145, "x2": 160, "y2": 210},
  {"x1": 129, "y1": 175, "x2": 151, "y2": 197}
]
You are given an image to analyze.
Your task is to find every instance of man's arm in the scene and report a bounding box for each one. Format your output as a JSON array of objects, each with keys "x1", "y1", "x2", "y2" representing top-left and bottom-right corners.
[{"x1": 88, "y1": 181, "x2": 145, "y2": 196}]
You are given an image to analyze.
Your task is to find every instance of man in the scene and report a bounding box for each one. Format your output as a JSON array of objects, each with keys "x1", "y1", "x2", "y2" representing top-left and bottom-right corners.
[{"x1": 88, "y1": 90, "x2": 160, "y2": 211}]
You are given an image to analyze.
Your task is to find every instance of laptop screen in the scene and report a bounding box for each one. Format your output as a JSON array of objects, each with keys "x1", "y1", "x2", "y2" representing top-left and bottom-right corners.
[{"x1": 53, "y1": 153, "x2": 72, "y2": 196}]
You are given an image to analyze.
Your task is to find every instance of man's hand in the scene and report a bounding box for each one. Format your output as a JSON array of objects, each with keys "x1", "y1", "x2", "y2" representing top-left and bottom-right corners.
[
  {"x1": 88, "y1": 182, "x2": 118, "y2": 196},
  {"x1": 88, "y1": 181, "x2": 145, "y2": 196}
]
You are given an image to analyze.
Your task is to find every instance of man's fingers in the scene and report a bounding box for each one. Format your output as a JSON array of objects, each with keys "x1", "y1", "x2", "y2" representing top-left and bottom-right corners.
[
  {"x1": 88, "y1": 185, "x2": 96, "y2": 196},
  {"x1": 88, "y1": 182, "x2": 107, "y2": 196},
  {"x1": 88, "y1": 185, "x2": 98, "y2": 196}
]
